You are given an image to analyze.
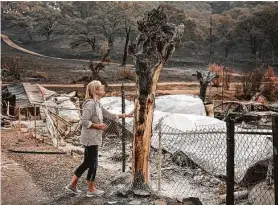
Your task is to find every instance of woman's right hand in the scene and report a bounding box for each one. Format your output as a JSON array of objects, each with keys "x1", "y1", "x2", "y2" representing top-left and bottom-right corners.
[{"x1": 97, "y1": 123, "x2": 108, "y2": 131}]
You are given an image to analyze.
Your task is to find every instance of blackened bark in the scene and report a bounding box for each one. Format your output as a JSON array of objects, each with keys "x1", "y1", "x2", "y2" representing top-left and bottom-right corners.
[
  {"x1": 129, "y1": 7, "x2": 184, "y2": 193},
  {"x1": 121, "y1": 27, "x2": 131, "y2": 67}
]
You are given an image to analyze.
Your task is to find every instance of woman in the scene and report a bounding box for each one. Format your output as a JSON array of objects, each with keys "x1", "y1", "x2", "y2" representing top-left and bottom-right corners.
[{"x1": 65, "y1": 80, "x2": 133, "y2": 197}]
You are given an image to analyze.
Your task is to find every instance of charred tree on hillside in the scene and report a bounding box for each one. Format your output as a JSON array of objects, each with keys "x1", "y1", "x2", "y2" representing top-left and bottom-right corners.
[
  {"x1": 128, "y1": 7, "x2": 184, "y2": 194},
  {"x1": 193, "y1": 71, "x2": 219, "y2": 102},
  {"x1": 73, "y1": 47, "x2": 110, "y2": 86}
]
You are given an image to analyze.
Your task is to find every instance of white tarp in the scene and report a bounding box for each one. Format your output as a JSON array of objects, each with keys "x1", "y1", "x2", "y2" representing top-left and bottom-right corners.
[
  {"x1": 100, "y1": 95, "x2": 273, "y2": 183},
  {"x1": 42, "y1": 96, "x2": 81, "y2": 123},
  {"x1": 155, "y1": 95, "x2": 206, "y2": 116},
  {"x1": 100, "y1": 94, "x2": 206, "y2": 125}
]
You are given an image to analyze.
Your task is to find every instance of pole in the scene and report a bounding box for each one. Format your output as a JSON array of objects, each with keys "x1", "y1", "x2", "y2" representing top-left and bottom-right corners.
[
  {"x1": 121, "y1": 83, "x2": 126, "y2": 172},
  {"x1": 7, "y1": 101, "x2": 10, "y2": 116},
  {"x1": 222, "y1": 66, "x2": 224, "y2": 110},
  {"x1": 272, "y1": 115, "x2": 278, "y2": 204},
  {"x1": 158, "y1": 122, "x2": 162, "y2": 192},
  {"x1": 226, "y1": 115, "x2": 235, "y2": 205},
  {"x1": 34, "y1": 105, "x2": 37, "y2": 139},
  {"x1": 18, "y1": 107, "x2": 21, "y2": 130},
  {"x1": 56, "y1": 107, "x2": 59, "y2": 148},
  {"x1": 209, "y1": 15, "x2": 212, "y2": 64}
]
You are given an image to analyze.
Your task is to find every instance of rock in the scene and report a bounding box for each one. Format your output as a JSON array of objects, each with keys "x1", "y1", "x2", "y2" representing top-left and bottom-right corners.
[
  {"x1": 116, "y1": 185, "x2": 132, "y2": 198},
  {"x1": 172, "y1": 151, "x2": 191, "y2": 166},
  {"x1": 248, "y1": 181, "x2": 274, "y2": 205},
  {"x1": 111, "y1": 173, "x2": 132, "y2": 186},
  {"x1": 128, "y1": 200, "x2": 141, "y2": 205},
  {"x1": 133, "y1": 188, "x2": 151, "y2": 197},
  {"x1": 154, "y1": 199, "x2": 167, "y2": 205},
  {"x1": 182, "y1": 197, "x2": 203, "y2": 205}
]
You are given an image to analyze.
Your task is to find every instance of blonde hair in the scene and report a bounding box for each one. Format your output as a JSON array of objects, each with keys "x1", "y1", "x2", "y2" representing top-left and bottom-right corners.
[{"x1": 85, "y1": 80, "x2": 103, "y2": 101}]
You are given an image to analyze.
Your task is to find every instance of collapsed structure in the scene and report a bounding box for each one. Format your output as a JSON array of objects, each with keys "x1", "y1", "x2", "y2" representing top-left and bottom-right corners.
[{"x1": 1, "y1": 83, "x2": 81, "y2": 146}]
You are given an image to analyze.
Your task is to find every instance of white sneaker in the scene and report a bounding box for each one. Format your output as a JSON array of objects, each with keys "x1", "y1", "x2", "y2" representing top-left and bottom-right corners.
[
  {"x1": 65, "y1": 184, "x2": 82, "y2": 194},
  {"x1": 86, "y1": 189, "x2": 105, "y2": 197}
]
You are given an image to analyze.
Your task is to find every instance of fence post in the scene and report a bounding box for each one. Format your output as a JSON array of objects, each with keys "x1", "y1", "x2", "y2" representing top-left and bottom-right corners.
[
  {"x1": 121, "y1": 83, "x2": 126, "y2": 172},
  {"x1": 158, "y1": 122, "x2": 162, "y2": 192},
  {"x1": 7, "y1": 101, "x2": 10, "y2": 116},
  {"x1": 18, "y1": 107, "x2": 21, "y2": 130},
  {"x1": 272, "y1": 114, "x2": 278, "y2": 204},
  {"x1": 55, "y1": 107, "x2": 59, "y2": 148},
  {"x1": 34, "y1": 105, "x2": 37, "y2": 139},
  {"x1": 226, "y1": 115, "x2": 235, "y2": 205}
]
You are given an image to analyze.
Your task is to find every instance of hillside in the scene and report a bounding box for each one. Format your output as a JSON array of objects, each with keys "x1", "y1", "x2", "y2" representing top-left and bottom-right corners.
[{"x1": 2, "y1": 1, "x2": 278, "y2": 72}]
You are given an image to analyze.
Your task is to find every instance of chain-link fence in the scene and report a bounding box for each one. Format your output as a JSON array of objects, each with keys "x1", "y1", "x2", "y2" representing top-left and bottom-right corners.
[
  {"x1": 151, "y1": 121, "x2": 227, "y2": 204},
  {"x1": 145, "y1": 113, "x2": 277, "y2": 205},
  {"x1": 225, "y1": 114, "x2": 277, "y2": 205}
]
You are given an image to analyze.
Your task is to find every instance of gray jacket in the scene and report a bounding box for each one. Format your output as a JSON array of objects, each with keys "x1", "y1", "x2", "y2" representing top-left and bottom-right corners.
[{"x1": 80, "y1": 99, "x2": 118, "y2": 146}]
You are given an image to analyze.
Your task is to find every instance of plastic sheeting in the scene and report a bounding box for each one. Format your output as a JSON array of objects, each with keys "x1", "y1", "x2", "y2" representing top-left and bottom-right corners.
[
  {"x1": 155, "y1": 95, "x2": 206, "y2": 116},
  {"x1": 42, "y1": 96, "x2": 81, "y2": 123}
]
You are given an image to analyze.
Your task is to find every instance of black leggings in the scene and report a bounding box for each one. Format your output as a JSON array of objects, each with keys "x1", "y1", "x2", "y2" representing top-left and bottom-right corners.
[{"x1": 74, "y1": 145, "x2": 98, "y2": 181}]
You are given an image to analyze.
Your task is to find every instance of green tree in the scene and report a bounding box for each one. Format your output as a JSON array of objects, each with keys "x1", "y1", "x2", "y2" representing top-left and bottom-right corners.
[
  {"x1": 234, "y1": 8, "x2": 265, "y2": 57},
  {"x1": 1, "y1": 2, "x2": 38, "y2": 40},
  {"x1": 34, "y1": 2, "x2": 62, "y2": 40},
  {"x1": 159, "y1": 3, "x2": 207, "y2": 53},
  {"x1": 212, "y1": 13, "x2": 236, "y2": 58},
  {"x1": 60, "y1": 2, "x2": 98, "y2": 51},
  {"x1": 251, "y1": 3, "x2": 278, "y2": 62}
]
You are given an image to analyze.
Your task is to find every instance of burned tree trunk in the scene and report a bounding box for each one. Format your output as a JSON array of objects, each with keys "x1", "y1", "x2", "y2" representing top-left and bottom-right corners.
[
  {"x1": 193, "y1": 71, "x2": 219, "y2": 102},
  {"x1": 129, "y1": 7, "x2": 184, "y2": 194},
  {"x1": 121, "y1": 25, "x2": 131, "y2": 67}
]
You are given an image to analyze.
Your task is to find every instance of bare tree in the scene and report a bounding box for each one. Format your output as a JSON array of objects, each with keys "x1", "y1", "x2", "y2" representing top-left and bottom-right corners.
[
  {"x1": 128, "y1": 7, "x2": 184, "y2": 194},
  {"x1": 193, "y1": 71, "x2": 219, "y2": 102}
]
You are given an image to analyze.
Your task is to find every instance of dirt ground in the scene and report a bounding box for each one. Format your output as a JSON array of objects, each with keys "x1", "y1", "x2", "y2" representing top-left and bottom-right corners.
[{"x1": 1, "y1": 129, "x2": 191, "y2": 205}]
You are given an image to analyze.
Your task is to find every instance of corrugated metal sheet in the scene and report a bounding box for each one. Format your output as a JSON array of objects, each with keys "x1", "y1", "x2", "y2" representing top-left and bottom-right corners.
[
  {"x1": 7, "y1": 83, "x2": 31, "y2": 108},
  {"x1": 6, "y1": 83, "x2": 56, "y2": 108},
  {"x1": 23, "y1": 83, "x2": 44, "y2": 104}
]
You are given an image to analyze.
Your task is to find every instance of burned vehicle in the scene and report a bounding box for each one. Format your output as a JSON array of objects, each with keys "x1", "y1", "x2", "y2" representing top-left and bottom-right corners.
[{"x1": 214, "y1": 101, "x2": 272, "y2": 128}]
